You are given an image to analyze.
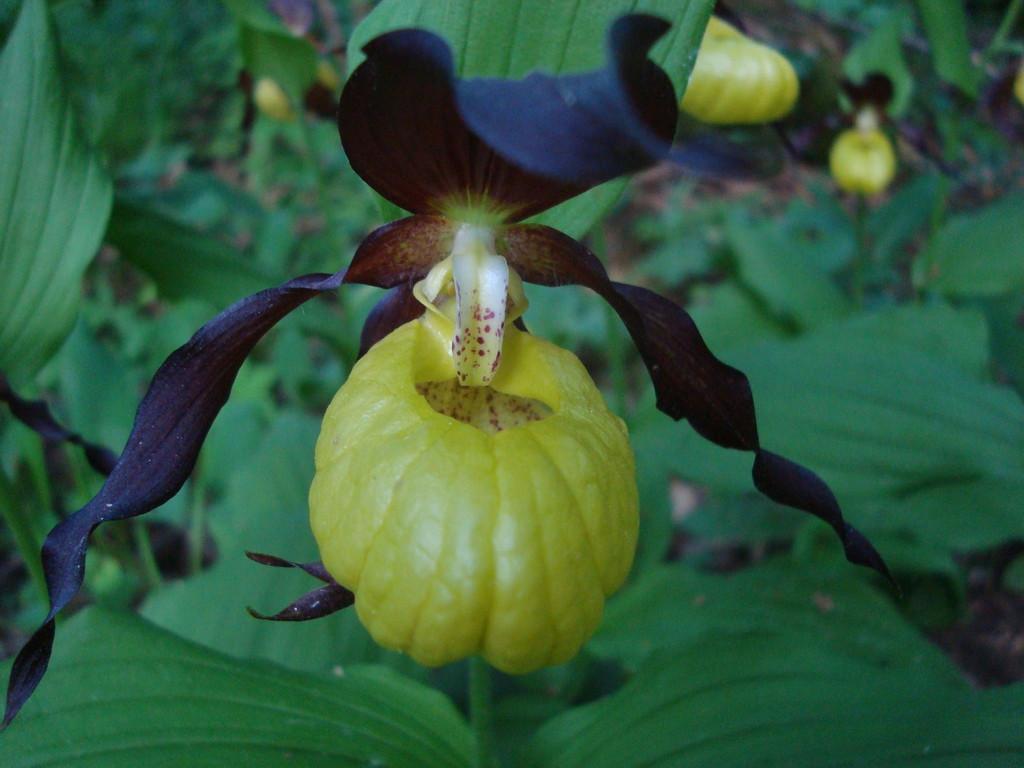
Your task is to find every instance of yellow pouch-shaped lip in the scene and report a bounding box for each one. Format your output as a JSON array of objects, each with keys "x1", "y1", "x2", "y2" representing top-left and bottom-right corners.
[
  {"x1": 829, "y1": 127, "x2": 896, "y2": 196},
  {"x1": 309, "y1": 314, "x2": 638, "y2": 673},
  {"x1": 680, "y1": 17, "x2": 799, "y2": 125}
]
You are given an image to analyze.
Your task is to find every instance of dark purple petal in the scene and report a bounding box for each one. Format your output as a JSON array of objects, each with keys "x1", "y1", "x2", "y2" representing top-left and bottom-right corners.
[
  {"x1": 456, "y1": 14, "x2": 677, "y2": 186},
  {"x1": 2, "y1": 269, "x2": 345, "y2": 728},
  {"x1": 0, "y1": 373, "x2": 118, "y2": 476},
  {"x1": 247, "y1": 583, "x2": 355, "y2": 622},
  {"x1": 458, "y1": 15, "x2": 773, "y2": 183},
  {"x1": 346, "y1": 215, "x2": 454, "y2": 288},
  {"x1": 339, "y1": 30, "x2": 585, "y2": 221},
  {"x1": 841, "y1": 73, "x2": 894, "y2": 111},
  {"x1": 502, "y1": 224, "x2": 893, "y2": 586},
  {"x1": 245, "y1": 551, "x2": 354, "y2": 622},
  {"x1": 753, "y1": 451, "x2": 893, "y2": 585},
  {"x1": 358, "y1": 284, "x2": 424, "y2": 358},
  {"x1": 245, "y1": 551, "x2": 332, "y2": 582}
]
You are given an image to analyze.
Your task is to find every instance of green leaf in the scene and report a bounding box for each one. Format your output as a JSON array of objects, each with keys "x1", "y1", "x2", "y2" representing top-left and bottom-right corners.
[
  {"x1": 914, "y1": 194, "x2": 1024, "y2": 297},
  {"x1": 914, "y1": 0, "x2": 980, "y2": 97},
  {"x1": 868, "y1": 172, "x2": 944, "y2": 265},
  {"x1": 717, "y1": 315, "x2": 1022, "y2": 499},
  {"x1": 105, "y1": 199, "x2": 279, "y2": 307},
  {"x1": 0, "y1": 0, "x2": 113, "y2": 381},
  {"x1": 142, "y1": 413, "x2": 420, "y2": 676},
  {"x1": 348, "y1": 0, "x2": 715, "y2": 238},
  {"x1": 527, "y1": 631, "x2": 1024, "y2": 767},
  {"x1": 0, "y1": 608, "x2": 473, "y2": 767},
  {"x1": 220, "y1": 0, "x2": 317, "y2": 97},
  {"x1": 630, "y1": 306, "x2": 1024, "y2": 548},
  {"x1": 726, "y1": 212, "x2": 850, "y2": 331},
  {"x1": 591, "y1": 558, "x2": 955, "y2": 674},
  {"x1": 843, "y1": 8, "x2": 913, "y2": 116},
  {"x1": 828, "y1": 302, "x2": 990, "y2": 378}
]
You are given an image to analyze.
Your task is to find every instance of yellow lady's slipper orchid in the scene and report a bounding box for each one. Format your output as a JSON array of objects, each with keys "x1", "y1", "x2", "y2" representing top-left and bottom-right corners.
[
  {"x1": 1014, "y1": 61, "x2": 1024, "y2": 107},
  {"x1": 310, "y1": 256, "x2": 638, "y2": 671},
  {"x1": 316, "y1": 59, "x2": 341, "y2": 92},
  {"x1": 829, "y1": 111, "x2": 896, "y2": 196},
  {"x1": 680, "y1": 16, "x2": 799, "y2": 125},
  {"x1": 1, "y1": 14, "x2": 894, "y2": 729},
  {"x1": 254, "y1": 77, "x2": 296, "y2": 122}
]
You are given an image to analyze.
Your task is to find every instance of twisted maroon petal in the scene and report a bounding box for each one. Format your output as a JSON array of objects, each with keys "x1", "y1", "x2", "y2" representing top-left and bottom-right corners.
[
  {"x1": 3, "y1": 269, "x2": 346, "y2": 728},
  {"x1": 0, "y1": 374, "x2": 117, "y2": 475},
  {"x1": 502, "y1": 224, "x2": 893, "y2": 586}
]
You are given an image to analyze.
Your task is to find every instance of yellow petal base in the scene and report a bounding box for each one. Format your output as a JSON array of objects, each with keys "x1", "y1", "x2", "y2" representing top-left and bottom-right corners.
[
  {"x1": 680, "y1": 17, "x2": 799, "y2": 125},
  {"x1": 829, "y1": 127, "x2": 896, "y2": 196},
  {"x1": 309, "y1": 314, "x2": 639, "y2": 673}
]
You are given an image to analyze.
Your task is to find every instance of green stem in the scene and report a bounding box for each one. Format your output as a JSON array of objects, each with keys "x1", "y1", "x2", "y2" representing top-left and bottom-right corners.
[
  {"x1": 469, "y1": 656, "x2": 496, "y2": 768},
  {"x1": 187, "y1": 482, "x2": 205, "y2": 576},
  {"x1": 852, "y1": 196, "x2": 868, "y2": 306},
  {"x1": 0, "y1": 467, "x2": 47, "y2": 603},
  {"x1": 988, "y1": 0, "x2": 1023, "y2": 58},
  {"x1": 133, "y1": 520, "x2": 162, "y2": 589}
]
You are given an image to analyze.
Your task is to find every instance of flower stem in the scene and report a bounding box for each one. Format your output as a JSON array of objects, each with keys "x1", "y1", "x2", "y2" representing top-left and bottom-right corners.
[
  {"x1": 187, "y1": 482, "x2": 205, "y2": 576},
  {"x1": 852, "y1": 196, "x2": 869, "y2": 306},
  {"x1": 0, "y1": 467, "x2": 47, "y2": 603},
  {"x1": 469, "y1": 656, "x2": 496, "y2": 768},
  {"x1": 133, "y1": 520, "x2": 162, "y2": 589}
]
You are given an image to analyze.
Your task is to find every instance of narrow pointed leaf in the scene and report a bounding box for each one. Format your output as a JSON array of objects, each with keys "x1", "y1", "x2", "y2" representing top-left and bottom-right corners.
[
  {"x1": 0, "y1": 374, "x2": 117, "y2": 476},
  {"x1": 0, "y1": 0, "x2": 113, "y2": 379},
  {"x1": 2, "y1": 269, "x2": 345, "y2": 727},
  {"x1": 502, "y1": 224, "x2": 890, "y2": 584}
]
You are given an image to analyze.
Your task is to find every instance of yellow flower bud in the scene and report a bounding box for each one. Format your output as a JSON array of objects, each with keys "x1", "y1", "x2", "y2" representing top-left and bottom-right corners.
[
  {"x1": 309, "y1": 312, "x2": 638, "y2": 673},
  {"x1": 829, "y1": 126, "x2": 896, "y2": 196},
  {"x1": 680, "y1": 16, "x2": 799, "y2": 125},
  {"x1": 316, "y1": 59, "x2": 341, "y2": 92},
  {"x1": 254, "y1": 77, "x2": 296, "y2": 122},
  {"x1": 1015, "y1": 62, "x2": 1024, "y2": 107}
]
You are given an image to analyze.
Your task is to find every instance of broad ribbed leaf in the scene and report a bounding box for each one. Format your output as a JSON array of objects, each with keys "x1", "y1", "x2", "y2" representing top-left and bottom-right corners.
[
  {"x1": 348, "y1": 0, "x2": 715, "y2": 238},
  {"x1": 914, "y1": 0, "x2": 979, "y2": 97},
  {"x1": 221, "y1": 0, "x2": 316, "y2": 97},
  {"x1": 913, "y1": 193, "x2": 1024, "y2": 297},
  {"x1": 632, "y1": 310, "x2": 1024, "y2": 550},
  {"x1": 0, "y1": 609, "x2": 472, "y2": 767},
  {"x1": 526, "y1": 632, "x2": 1024, "y2": 767},
  {"x1": 0, "y1": 0, "x2": 113, "y2": 380},
  {"x1": 726, "y1": 213, "x2": 850, "y2": 331},
  {"x1": 590, "y1": 559, "x2": 956, "y2": 674},
  {"x1": 106, "y1": 199, "x2": 279, "y2": 307}
]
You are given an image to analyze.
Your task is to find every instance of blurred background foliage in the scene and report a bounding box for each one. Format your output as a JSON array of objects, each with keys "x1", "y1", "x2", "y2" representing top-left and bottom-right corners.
[{"x1": 0, "y1": 0, "x2": 1023, "y2": 765}]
